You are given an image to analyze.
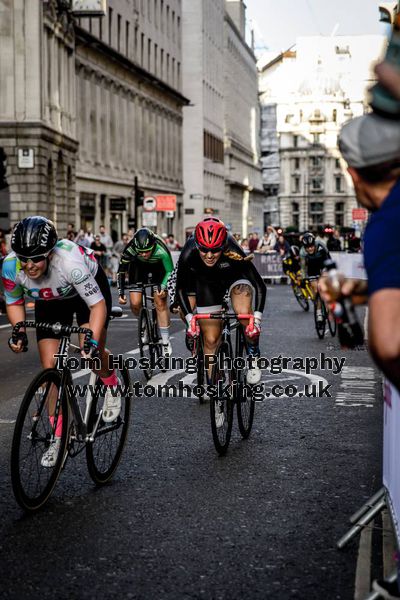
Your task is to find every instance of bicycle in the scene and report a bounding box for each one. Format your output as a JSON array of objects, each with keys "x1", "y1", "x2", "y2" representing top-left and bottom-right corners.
[
  {"x1": 286, "y1": 269, "x2": 310, "y2": 311},
  {"x1": 126, "y1": 277, "x2": 165, "y2": 381},
  {"x1": 10, "y1": 309, "x2": 131, "y2": 512},
  {"x1": 191, "y1": 311, "x2": 256, "y2": 456},
  {"x1": 305, "y1": 277, "x2": 337, "y2": 340}
]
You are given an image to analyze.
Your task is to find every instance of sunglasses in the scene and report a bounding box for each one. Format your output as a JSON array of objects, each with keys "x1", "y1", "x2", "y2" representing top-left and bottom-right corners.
[
  {"x1": 197, "y1": 246, "x2": 223, "y2": 255},
  {"x1": 17, "y1": 253, "x2": 49, "y2": 264}
]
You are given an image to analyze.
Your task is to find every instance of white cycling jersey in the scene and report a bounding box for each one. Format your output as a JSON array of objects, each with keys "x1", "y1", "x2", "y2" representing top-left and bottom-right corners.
[{"x1": 1, "y1": 240, "x2": 104, "y2": 307}]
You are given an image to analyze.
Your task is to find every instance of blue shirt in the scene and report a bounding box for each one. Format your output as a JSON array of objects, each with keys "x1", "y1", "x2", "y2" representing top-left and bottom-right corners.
[{"x1": 363, "y1": 179, "x2": 400, "y2": 295}]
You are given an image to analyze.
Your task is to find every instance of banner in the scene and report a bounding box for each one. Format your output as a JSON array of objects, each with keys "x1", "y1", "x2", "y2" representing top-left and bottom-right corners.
[
  {"x1": 252, "y1": 252, "x2": 284, "y2": 279},
  {"x1": 383, "y1": 380, "x2": 400, "y2": 546}
]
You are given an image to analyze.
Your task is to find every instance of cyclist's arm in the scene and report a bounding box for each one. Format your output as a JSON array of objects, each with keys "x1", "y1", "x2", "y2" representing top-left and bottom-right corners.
[
  {"x1": 5, "y1": 303, "x2": 26, "y2": 328},
  {"x1": 117, "y1": 245, "x2": 133, "y2": 297},
  {"x1": 87, "y1": 299, "x2": 107, "y2": 343},
  {"x1": 175, "y1": 258, "x2": 192, "y2": 317},
  {"x1": 159, "y1": 246, "x2": 174, "y2": 290},
  {"x1": 300, "y1": 254, "x2": 308, "y2": 280}
]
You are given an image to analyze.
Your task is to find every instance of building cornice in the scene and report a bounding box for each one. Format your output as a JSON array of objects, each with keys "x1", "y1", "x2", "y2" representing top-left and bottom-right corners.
[{"x1": 224, "y1": 12, "x2": 257, "y2": 63}]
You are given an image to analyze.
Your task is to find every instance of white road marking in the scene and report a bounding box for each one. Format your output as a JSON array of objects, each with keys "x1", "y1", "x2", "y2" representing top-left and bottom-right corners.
[
  {"x1": 0, "y1": 419, "x2": 16, "y2": 424},
  {"x1": 0, "y1": 323, "x2": 11, "y2": 329},
  {"x1": 335, "y1": 366, "x2": 377, "y2": 408}
]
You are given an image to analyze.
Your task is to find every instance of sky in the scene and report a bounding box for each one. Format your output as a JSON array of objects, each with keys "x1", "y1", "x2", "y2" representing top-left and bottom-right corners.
[{"x1": 244, "y1": 0, "x2": 390, "y2": 55}]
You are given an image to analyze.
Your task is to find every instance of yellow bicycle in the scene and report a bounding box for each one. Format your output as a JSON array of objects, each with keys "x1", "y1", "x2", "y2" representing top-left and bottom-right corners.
[{"x1": 286, "y1": 268, "x2": 314, "y2": 311}]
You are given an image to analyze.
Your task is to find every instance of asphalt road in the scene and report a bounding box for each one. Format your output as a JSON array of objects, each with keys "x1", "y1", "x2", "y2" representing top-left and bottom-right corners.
[{"x1": 0, "y1": 285, "x2": 383, "y2": 600}]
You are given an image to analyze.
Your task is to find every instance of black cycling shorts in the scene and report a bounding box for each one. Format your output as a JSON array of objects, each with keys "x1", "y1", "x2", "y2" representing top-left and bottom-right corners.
[
  {"x1": 190, "y1": 273, "x2": 253, "y2": 311},
  {"x1": 128, "y1": 259, "x2": 166, "y2": 291},
  {"x1": 35, "y1": 266, "x2": 112, "y2": 342},
  {"x1": 306, "y1": 258, "x2": 325, "y2": 278}
]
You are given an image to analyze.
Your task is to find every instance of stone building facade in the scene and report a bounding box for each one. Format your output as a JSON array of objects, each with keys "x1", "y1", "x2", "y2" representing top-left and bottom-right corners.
[
  {"x1": 0, "y1": 0, "x2": 187, "y2": 239},
  {"x1": 259, "y1": 35, "x2": 386, "y2": 231},
  {"x1": 0, "y1": 0, "x2": 78, "y2": 231},
  {"x1": 181, "y1": 0, "x2": 263, "y2": 237}
]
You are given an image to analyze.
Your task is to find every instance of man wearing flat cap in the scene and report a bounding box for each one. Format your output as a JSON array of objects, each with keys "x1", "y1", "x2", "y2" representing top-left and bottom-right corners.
[{"x1": 320, "y1": 112, "x2": 400, "y2": 393}]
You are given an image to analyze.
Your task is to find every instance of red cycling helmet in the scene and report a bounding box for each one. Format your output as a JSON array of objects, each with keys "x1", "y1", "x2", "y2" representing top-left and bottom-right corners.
[{"x1": 195, "y1": 217, "x2": 227, "y2": 252}]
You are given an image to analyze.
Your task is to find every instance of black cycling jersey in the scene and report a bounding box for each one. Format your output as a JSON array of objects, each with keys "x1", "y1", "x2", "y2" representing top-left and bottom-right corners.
[
  {"x1": 175, "y1": 234, "x2": 266, "y2": 316},
  {"x1": 300, "y1": 241, "x2": 331, "y2": 278}
]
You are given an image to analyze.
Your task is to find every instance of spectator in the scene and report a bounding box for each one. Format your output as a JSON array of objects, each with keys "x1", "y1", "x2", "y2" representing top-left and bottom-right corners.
[
  {"x1": 0, "y1": 229, "x2": 7, "y2": 257},
  {"x1": 248, "y1": 232, "x2": 259, "y2": 253},
  {"x1": 98, "y1": 225, "x2": 113, "y2": 276},
  {"x1": 166, "y1": 233, "x2": 181, "y2": 251},
  {"x1": 327, "y1": 229, "x2": 342, "y2": 252},
  {"x1": 241, "y1": 238, "x2": 249, "y2": 251},
  {"x1": 257, "y1": 226, "x2": 277, "y2": 253},
  {"x1": 66, "y1": 230, "x2": 75, "y2": 241},
  {"x1": 74, "y1": 228, "x2": 86, "y2": 246},
  {"x1": 110, "y1": 233, "x2": 130, "y2": 286},
  {"x1": 274, "y1": 234, "x2": 290, "y2": 256},
  {"x1": 67, "y1": 222, "x2": 76, "y2": 237},
  {"x1": 82, "y1": 227, "x2": 94, "y2": 248},
  {"x1": 375, "y1": 61, "x2": 400, "y2": 102},
  {"x1": 90, "y1": 235, "x2": 107, "y2": 270}
]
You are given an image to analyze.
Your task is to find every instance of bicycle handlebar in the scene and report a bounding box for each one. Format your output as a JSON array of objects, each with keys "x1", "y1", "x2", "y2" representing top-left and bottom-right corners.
[
  {"x1": 190, "y1": 313, "x2": 254, "y2": 334},
  {"x1": 12, "y1": 321, "x2": 93, "y2": 352}
]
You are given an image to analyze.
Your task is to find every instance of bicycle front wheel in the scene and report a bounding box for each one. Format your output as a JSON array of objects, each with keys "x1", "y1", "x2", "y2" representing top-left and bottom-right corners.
[
  {"x1": 235, "y1": 328, "x2": 255, "y2": 439},
  {"x1": 139, "y1": 307, "x2": 153, "y2": 380},
  {"x1": 86, "y1": 364, "x2": 131, "y2": 485},
  {"x1": 291, "y1": 283, "x2": 309, "y2": 312},
  {"x1": 210, "y1": 342, "x2": 234, "y2": 456},
  {"x1": 11, "y1": 369, "x2": 69, "y2": 512}
]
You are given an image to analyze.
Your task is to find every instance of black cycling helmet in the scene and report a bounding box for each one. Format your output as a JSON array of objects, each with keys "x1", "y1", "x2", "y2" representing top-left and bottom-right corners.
[
  {"x1": 133, "y1": 228, "x2": 156, "y2": 253},
  {"x1": 290, "y1": 245, "x2": 300, "y2": 258},
  {"x1": 11, "y1": 216, "x2": 58, "y2": 258},
  {"x1": 302, "y1": 232, "x2": 315, "y2": 248}
]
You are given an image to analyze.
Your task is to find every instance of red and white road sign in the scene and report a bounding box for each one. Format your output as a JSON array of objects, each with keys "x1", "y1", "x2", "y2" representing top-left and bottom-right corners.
[
  {"x1": 156, "y1": 195, "x2": 177, "y2": 211},
  {"x1": 352, "y1": 208, "x2": 368, "y2": 221},
  {"x1": 144, "y1": 196, "x2": 157, "y2": 211}
]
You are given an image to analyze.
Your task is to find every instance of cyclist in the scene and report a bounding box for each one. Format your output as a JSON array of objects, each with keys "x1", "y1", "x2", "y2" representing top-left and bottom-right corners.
[
  {"x1": 117, "y1": 228, "x2": 174, "y2": 357},
  {"x1": 175, "y1": 217, "x2": 266, "y2": 385},
  {"x1": 282, "y1": 245, "x2": 301, "y2": 279},
  {"x1": 299, "y1": 232, "x2": 331, "y2": 321},
  {"x1": 1, "y1": 216, "x2": 121, "y2": 467}
]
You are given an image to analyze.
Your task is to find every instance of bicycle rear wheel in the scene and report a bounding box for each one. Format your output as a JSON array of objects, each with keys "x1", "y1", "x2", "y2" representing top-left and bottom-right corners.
[
  {"x1": 139, "y1": 307, "x2": 153, "y2": 380},
  {"x1": 195, "y1": 336, "x2": 206, "y2": 403},
  {"x1": 210, "y1": 342, "x2": 234, "y2": 456},
  {"x1": 11, "y1": 369, "x2": 69, "y2": 512},
  {"x1": 291, "y1": 283, "x2": 309, "y2": 312},
  {"x1": 235, "y1": 327, "x2": 255, "y2": 439},
  {"x1": 314, "y1": 295, "x2": 326, "y2": 339},
  {"x1": 86, "y1": 364, "x2": 131, "y2": 485}
]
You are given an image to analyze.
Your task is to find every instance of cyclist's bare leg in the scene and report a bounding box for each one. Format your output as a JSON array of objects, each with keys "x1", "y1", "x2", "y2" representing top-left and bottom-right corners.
[
  {"x1": 153, "y1": 292, "x2": 170, "y2": 328},
  {"x1": 230, "y1": 283, "x2": 253, "y2": 335},
  {"x1": 129, "y1": 291, "x2": 142, "y2": 316},
  {"x1": 200, "y1": 319, "x2": 222, "y2": 379},
  {"x1": 38, "y1": 338, "x2": 65, "y2": 426}
]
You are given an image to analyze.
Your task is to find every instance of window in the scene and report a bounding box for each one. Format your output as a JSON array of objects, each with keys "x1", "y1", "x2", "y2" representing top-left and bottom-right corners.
[
  {"x1": 141, "y1": 33, "x2": 145, "y2": 66},
  {"x1": 310, "y1": 202, "x2": 324, "y2": 226},
  {"x1": 117, "y1": 14, "x2": 121, "y2": 52},
  {"x1": 99, "y1": 16, "x2": 103, "y2": 40},
  {"x1": 203, "y1": 130, "x2": 224, "y2": 163},
  {"x1": 335, "y1": 176, "x2": 343, "y2": 193},
  {"x1": 294, "y1": 158, "x2": 300, "y2": 170},
  {"x1": 148, "y1": 39, "x2": 152, "y2": 71},
  {"x1": 292, "y1": 202, "x2": 300, "y2": 230},
  {"x1": 332, "y1": 109, "x2": 337, "y2": 122},
  {"x1": 125, "y1": 21, "x2": 130, "y2": 57},
  {"x1": 293, "y1": 135, "x2": 298, "y2": 148},
  {"x1": 335, "y1": 158, "x2": 340, "y2": 169},
  {"x1": 166, "y1": 53, "x2": 170, "y2": 82},
  {"x1": 335, "y1": 202, "x2": 345, "y2": 227},
  {"x1": 154, "y1": 44, "x2": 158, "y2": 76},
  {"x1": 160, "y1": 49, "x2": 164, "y2": 79},
  {"x1": 108, "y1": 7, "x2": 113, "y2": 45},
  {"x1": 312, "y1": 132, "x2": 320, "y2": 145},
  {"x1": 172, "y1": 10, "x2": 175, "y2": 41},
  {"x1": 166, "y1": 5, "x2": 170, "y2": 36},
  {"x1": 311, "y1": 178, "x2": 323, "y2": 193},
  {"x1": 161, "y1": 0, "x2": 164, "y2": 32},
  {"x1": 310, "y1": 156, "x2": 322, "y2": 168},
  {"x1": 299, "y1": 109, "x2": 303, "y2": 121},
  {"x1": 292, "y1": 175, "x2": 300, "y2": 193}
]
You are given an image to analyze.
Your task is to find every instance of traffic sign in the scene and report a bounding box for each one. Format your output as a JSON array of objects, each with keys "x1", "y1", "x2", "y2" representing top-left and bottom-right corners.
[
  {"x1": 144, "y1": 196, "x2": 157, "y2": 211},
  {"x1": 165, "y1": 211, "x2": 175, "y2": 219},
  {"x1": 142, "y1": 211, "x2": 157, "y2": 227},
  {"x1": 156, "y1": 195, "x2": 177, "y2": 211},
  {"x1": 352, "y1": 208, "x2": 368, "y2": 221}
]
